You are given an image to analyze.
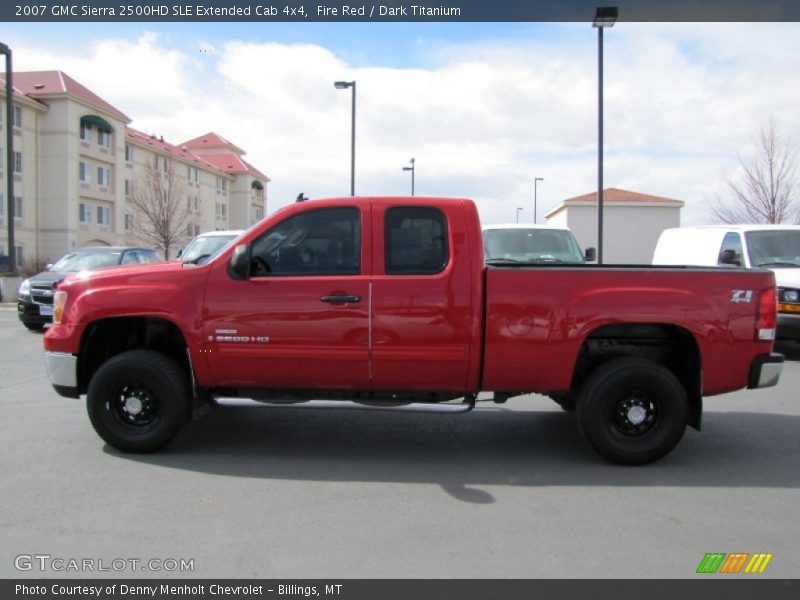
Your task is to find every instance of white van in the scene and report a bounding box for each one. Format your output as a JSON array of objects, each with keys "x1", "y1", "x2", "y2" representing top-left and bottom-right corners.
[
  {"x1": 652, "y1": 225, "x2": 800, "y2": 341},
  {"x1": 483, "y1": 224, "x2": 596, "y2": 264}
]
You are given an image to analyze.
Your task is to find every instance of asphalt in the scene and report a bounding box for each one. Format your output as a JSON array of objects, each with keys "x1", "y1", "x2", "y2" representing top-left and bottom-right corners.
[{"x1": 1, "y1": 309, "x2": 798, "y2": 579}]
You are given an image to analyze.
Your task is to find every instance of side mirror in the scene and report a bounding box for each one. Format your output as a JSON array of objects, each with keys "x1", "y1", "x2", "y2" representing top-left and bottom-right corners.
[
  {"x1": 46, "y1": 263, "x2": 54, "y2": 270},
  {"x1": 228, "y1": 244, "x2": 250, "y2": 280},
  {"x1": 584, "y1": 247, "x2": 597, "y2": 262},
  {"x1": 176, "y1": 248, "x2": 183, "y2": 258},
  {"x1": 718, "y1": 249, "x2": 741, "y2": 266}
]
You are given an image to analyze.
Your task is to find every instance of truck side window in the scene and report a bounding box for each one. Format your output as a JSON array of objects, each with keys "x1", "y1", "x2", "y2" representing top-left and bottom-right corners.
[
  {"x1": 718, "y1": 232, "x2": 744, "y2": 267},
  {"x1": 385, "y1": 207, "x2": 448, "y2": 275},
  {"x1": 249, "y1": 207, "x2": 361, "y2": 276}
]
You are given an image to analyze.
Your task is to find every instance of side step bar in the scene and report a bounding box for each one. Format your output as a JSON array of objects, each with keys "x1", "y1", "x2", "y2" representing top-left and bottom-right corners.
[{"x1": 214, "y1": 397, "x2": 476, "y2": 414}]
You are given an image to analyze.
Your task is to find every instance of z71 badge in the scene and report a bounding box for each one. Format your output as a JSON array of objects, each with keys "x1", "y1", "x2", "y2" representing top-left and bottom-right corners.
[{"x1": 731, "y1": 290, "x2": 754, "y2": 303}]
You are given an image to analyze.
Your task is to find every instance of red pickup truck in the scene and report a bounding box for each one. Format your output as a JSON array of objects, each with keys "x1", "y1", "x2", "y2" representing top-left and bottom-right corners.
[{"x1": 43, "y1": 197, "x2": 783, "y2": 464}]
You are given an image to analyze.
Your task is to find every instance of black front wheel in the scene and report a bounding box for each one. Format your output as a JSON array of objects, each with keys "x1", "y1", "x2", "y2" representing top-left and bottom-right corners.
[
  {"x1": 576, "y1": 357, "x2": 688, "y2": 465},
  {"x1": 87, "y1": 350, "x2": 189, "y2": 453}
]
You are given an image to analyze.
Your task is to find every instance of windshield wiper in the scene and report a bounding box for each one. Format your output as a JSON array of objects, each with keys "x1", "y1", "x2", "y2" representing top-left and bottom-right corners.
[
  {"x1": 485, "y1": 258, "x2": 524, "y2": 264},
  {"x1": 184, "y1": 253, "x2": 211, "y2": 265},
  {"x1": 756, "y1": 261, "x2": 799, "y2": 267}
]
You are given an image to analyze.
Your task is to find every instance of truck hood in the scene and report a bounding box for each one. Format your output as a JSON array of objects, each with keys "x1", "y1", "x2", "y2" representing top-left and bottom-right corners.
[
  {"x1": 60, "y1": 260, "x2": 191, "y2": 287},
  {"x1": 770, "y1": 267, "x2": 800, "y2": 288}
]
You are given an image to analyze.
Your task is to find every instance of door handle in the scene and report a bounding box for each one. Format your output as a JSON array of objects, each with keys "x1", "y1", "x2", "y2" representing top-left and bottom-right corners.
[{"x1": 320, "y1": 295, "x2": 361, "y2": 303}]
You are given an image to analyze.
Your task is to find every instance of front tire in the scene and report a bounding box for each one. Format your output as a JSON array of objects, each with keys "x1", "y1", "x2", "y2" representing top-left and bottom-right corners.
[
  {"x1": 87, "y1": 350, "x2": 189, "y2": 453},
  {"x1": 576, "y1": 357, "x2": 688, "y2": 465}
]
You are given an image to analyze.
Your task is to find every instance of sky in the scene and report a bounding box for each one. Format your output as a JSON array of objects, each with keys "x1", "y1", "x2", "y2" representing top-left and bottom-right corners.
[{"x1": 3, "y1": 21, "x2": 799, "y2": 226}]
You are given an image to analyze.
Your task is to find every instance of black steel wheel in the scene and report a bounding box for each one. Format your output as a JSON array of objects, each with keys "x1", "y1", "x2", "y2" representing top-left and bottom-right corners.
[
  {"x1": 576, "y1": 357, "x2": 688, "y2": 465},
  {"x1": 87, "y1": 350, "x2": 189, "y2": 453}
]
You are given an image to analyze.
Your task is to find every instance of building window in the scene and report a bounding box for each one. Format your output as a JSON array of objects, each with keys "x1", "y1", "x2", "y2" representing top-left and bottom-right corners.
[
  {"x1": 79, "y1": 162, "x2": 90, "y2": 183},
  {"x1": 221, "y1": 179, "x2": 227, "y2": 192},
  {"x1": 216, "y1": 202, "x2": 227, "y2": 218},
  {"x1": 14, "y1": 196, "x2": 22, "y2": 220},
  {"x1": 80, "y1": 122, "x2": 92, "y2": 141},
  {"x1": 216, "y1": 177, "x2": 228, "y2": 192},
  {"x1": 79, "y1": 203, "x2": 92, "y2": 224},
  {"x1": 13, "y1": 151, "x2": 22, "y2": 173},
  {"x1": 124, "y1": 179, "x2": 130, "y2": 196},
  {"x1": 125, "y1": 144, "x2": 132, "y2": 162},
  {"x1": 0, "y1": 148, "x2": 3, "y2": 175},
  {"x1": 97, "y1": 129, "x2": 111, "y2": 148},
  {"x1": 0, "y1": 193, "x2": 3, "y2": 217},
  {"x1": 97, "y1": 166, "x2": 110, "y2": 187},
  {"x1": 97, "y1": 205, "x2": 110, "y2": 226},
  {"x1": 13, "y1": 106, "x2": 22, "y2": 128},
  {"x1": 15, "y1": 245, "x2": 23, "y2": 264},
  {"x1": 125, "y1": 213, "x2": 133, "y2": 231}
]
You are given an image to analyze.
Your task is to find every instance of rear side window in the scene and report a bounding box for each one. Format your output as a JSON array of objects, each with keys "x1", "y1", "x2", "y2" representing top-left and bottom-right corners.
[
  {"x1": 718, "y1": 232, "x2": 744, "y2": 266},
  {"x1": 385, "y1": 207, "x2": 448, "y2": 275}
]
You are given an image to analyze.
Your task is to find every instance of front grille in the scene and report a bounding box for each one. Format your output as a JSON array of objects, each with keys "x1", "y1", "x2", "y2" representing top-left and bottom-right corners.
[{"x1": 31, "y1": 284, "x2": 56, "y2": 306}]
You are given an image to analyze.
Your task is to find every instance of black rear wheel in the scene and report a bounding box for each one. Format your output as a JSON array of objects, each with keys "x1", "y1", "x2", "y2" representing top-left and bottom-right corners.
[
  {"x1": 87, "y1": 350, "x2": 189, "y2": 453},
  {"x1": 576, "y1": 357, "x2": 688, "y2": 465}
]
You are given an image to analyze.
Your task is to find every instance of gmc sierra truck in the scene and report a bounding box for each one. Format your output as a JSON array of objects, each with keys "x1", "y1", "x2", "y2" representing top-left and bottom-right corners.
[{"x1": 43, "y1": 197, "x2": 784, "y2": 464}]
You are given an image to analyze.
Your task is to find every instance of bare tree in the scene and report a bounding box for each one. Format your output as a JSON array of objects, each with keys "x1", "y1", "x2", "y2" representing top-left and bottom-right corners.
[
  {"x1": 712, "y1": 117, "x2": 800, "y2": 225},
  {"x1": 128, "y1": 159, "x2": 195, "y2": 259}
]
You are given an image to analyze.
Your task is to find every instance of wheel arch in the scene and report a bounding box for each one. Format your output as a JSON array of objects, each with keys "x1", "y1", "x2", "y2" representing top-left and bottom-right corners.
[
  {"x1": 78, "y1": 316, "x2": 194, "y2": 410},
  {"x1": 572, "y1": 322, "x2": 703, "y2": 430}
]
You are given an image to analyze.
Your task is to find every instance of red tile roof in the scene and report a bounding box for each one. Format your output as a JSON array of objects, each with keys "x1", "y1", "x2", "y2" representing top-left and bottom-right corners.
[
  {"x1": 181, "y1": 132, "x2": 245, "y2": 155},
  {"x1": 125, "y1": 126, "x2": 231, "y2": 176},
  {"x1": 12, "y1": 70, "x2": 129, "y2": 122},
  {"x1": 565, "y1": 188, "x2": 683, "y2": 205},
  {"x1": 200, "y1": 153, "x2": 269, "y2": 181}
]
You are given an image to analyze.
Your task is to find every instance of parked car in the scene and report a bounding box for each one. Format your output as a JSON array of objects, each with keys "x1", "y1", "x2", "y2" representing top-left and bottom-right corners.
[
  {"x1": 653, "y1": 225, "x2": 800, "y2": 342},
  {"x1": 483, "y1": 223, "x2": 595, "y2": 263},
  {"x1": 177, "y1": 230, "x2": 245, "y2": 265},
  {"x1": 18, "y1": 246, "x2": 161, "y2": 331},
  {"x1": 43, "y1": 197, "x2": 782, "y2": 465}
]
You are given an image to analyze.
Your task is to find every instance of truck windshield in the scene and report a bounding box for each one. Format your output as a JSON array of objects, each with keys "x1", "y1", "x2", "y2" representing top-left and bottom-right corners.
[
  {"x1": 484, "y1": 228, "x2": 584, "y2": 263},
  {"x1": 181, "y1": 234, "x2": 239, "y2": 264},
  {"x1": 746, "y1": 230, "x2": 800, "y2": 267}
]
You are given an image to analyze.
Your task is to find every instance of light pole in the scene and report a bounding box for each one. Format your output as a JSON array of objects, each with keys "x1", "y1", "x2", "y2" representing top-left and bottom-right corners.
[
  {"x1": 593, "y1": 6, "x2": 617, "y2": 264},
  {"x1": 516, "y1": 207, "x2": 523, "y2": 223},
  {"x1": 334, "y1": 80, "x2": 356, "y2": 196},
  {"x1": 533, "y1": 177, "x2": 543, "y2": 224},
  {"x1": 1, "y1": 42, "x2": 15, "y2": 274},
  {"x1": 402, "y1": 157, "x2": 415, "y2": 196}
]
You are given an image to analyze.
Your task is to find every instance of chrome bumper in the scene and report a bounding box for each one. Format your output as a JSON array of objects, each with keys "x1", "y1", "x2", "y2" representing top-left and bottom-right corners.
[
  {"x1": 44, "y1": 351, "x2": 79, "y2": 397},
  {"x1": 748, "y1": 353, "x2": 784, "y2": 389}
]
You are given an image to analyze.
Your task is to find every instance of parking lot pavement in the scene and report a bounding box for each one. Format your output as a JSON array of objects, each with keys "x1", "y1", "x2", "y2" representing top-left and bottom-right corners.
[{"x1": 1, "y1": 309, "x2": 798, "y2": 579}]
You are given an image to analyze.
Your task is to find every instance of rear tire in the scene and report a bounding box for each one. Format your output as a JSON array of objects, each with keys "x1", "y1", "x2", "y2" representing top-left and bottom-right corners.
[
  {"x1": 576, "y1": 357, "x2": 688, "y2": 465},
  {"x1": 87, "y1": 350, "x2": 189, "y2": 453}
]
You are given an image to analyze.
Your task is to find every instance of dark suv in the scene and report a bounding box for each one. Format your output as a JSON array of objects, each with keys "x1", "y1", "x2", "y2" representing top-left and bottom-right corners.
[{"x1": 17, "y1": 246, "x2": 160, "y2": 330}]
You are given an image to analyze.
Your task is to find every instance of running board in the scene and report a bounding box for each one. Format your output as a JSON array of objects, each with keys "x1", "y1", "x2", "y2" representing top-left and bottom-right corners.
[{"x1": 214, "y1": 397, "x2": 475, "y2": 414}]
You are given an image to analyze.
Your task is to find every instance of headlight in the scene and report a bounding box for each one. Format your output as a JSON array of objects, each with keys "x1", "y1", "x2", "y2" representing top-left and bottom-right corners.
[
  {"x1": 18, "y1": 278, "x2": 31, "y2": 296},
  {"x1": 781, "y1": 289, "x2": 799, "y2": 303}
]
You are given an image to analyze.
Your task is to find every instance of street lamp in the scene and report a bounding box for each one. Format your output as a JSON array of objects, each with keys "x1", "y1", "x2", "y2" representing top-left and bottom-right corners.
[
  {"x1": 593, "y1": 6, "x2": 617, "y2": 264},
  {"x1": 516, "y1": 207, "x2": 523, "y2": 223},
  {"x1": 533, "y1": 177, "x2": 543, "y2": 224},
  {"x1": 334, "y1": 80, "x2": 356, "y2": 196},
  {"x1": 402, "y1": 157, "x2": 415, "y2": 196},
  {"x1": 1, "y1": 42, "x2": 15, "y2": 274}
]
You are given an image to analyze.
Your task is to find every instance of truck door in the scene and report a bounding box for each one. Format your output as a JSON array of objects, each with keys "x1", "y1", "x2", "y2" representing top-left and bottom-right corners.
[
  {"x1": 202, "y1": 205, "x2": 371, "y2": 389},
  {"x1": 369, "y1": 201, "x2": 475, "y2": 392}
]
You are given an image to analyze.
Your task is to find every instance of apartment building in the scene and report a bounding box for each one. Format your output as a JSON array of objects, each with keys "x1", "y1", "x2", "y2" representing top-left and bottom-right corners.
[{"x1": 0, "y1": 70, "x2": 268, "y2": 266}]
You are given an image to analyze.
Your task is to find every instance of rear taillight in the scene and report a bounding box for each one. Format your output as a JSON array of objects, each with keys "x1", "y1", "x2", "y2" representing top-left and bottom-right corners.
[
  {"x1": 756, "y1": 287, "x2": 777, "y2": 341},
  {"x1": 53, "y1": 291, "x2": 67, "y2": 325}
]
